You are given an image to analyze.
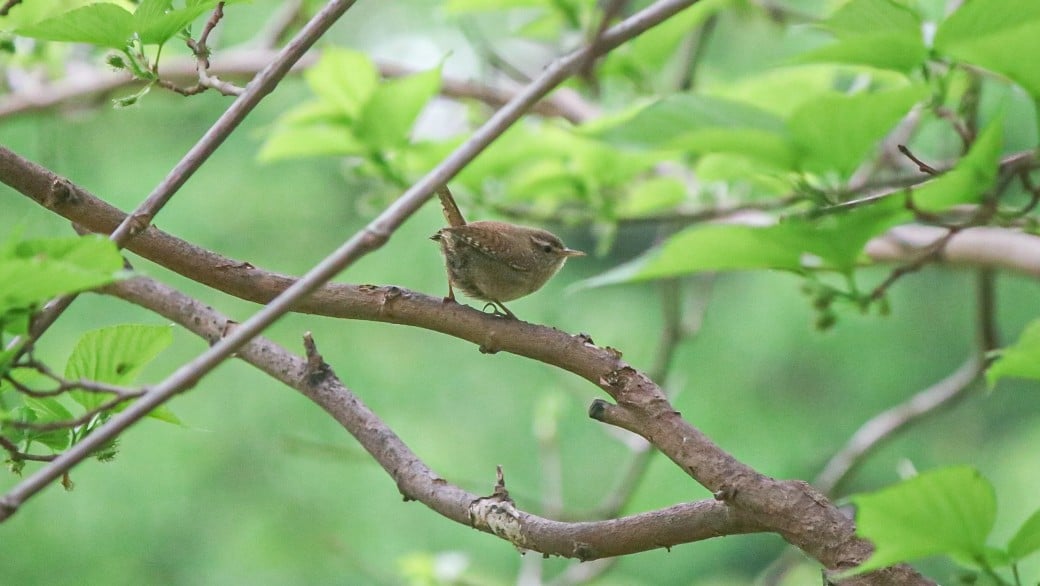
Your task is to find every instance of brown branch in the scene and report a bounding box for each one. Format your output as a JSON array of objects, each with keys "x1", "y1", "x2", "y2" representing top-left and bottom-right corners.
[
  {"x1": 4, "y1": 358, "x2": 142, "y2": 399},
  {"x1": 0, "y1": 0, "x2": 21, "y2": 17},
  {"x1": 578, "y1": 0, "x2": 629, "y2": 89},
  {"x1": 675, "y1": 13, "x2": 717, "y2": 91},
  {"x1": 96, "y1": 274, "x2": 764, "y2": 559},
  {"x1": 7, "y1": 392, "x2": 142, "y2": 432},
  {"x1": 897, "y1": 144, "x2": 938, "y2": 176},
  {"x1": 165, "y1": 2, "x2": 246, "y2": 97},
  {"x1": 869, "y1": 228, "x2": 959, "y2": 301},
  {"x1": 0, "y1": 436, "x2": 57, "y2": 463},
  {"x1": 251, "y1": 0, "x2": 306, "y2": 48}
]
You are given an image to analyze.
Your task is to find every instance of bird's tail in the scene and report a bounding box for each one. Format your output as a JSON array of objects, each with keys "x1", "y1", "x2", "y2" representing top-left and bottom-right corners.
[{"x1": 436, "y1": 185, "x2": 467, "y2": 227}]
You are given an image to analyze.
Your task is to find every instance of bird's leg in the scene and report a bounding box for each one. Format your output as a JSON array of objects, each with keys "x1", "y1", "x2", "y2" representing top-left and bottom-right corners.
[
  {"x1": 483, "y1": 301, "x2": 517, "y2": 320},
  {"x1": 444, "y1": 281, "x2": 457, "y2": 304}
]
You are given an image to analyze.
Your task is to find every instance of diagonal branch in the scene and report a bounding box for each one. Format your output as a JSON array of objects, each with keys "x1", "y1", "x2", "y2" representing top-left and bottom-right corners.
[
  {"x1": 0, "y1": 0, "x2": 708, "y2": 523},
  {"x1": 813, "y1": 356, "x2": 982, "y2": 496}
]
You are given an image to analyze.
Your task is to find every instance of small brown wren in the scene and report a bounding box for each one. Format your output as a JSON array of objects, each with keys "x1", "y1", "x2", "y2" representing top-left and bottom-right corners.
[{"x1": 431, "y1": 186, "x2": 584, "y2": 319}]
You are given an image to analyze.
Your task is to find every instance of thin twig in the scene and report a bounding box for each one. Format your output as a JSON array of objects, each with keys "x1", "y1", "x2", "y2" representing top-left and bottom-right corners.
[
  {"x1": 805, "y1": 150, "x2": 1038, "y2": 219},
  {"x1": 3, "y1": 371, "x2": 142, "y2": 399},
  {"x1": 869, "y1": 228, "x2": 958, "y2": 301},
  {"x1": 250, "y1": 0, "x2": 306, "y2": 48},
  {"x1": 1, "y1": 52, "x2": 597, "y2": 123},
  {"x1": 578, "y1": 0, "x2": 629, "y2": 89},
  {"x1": 675, "y1": 13, "x2": 717, "y2": 91},
  {"x1": 897, "y1": 144, "x2": 939, "y2": 175},
  {"x1": 812, "y1": 356, "x2": 982, "y2": 495},
  {"x1": 0, "y1": 0, "x2": 706, "y2": 522},
  {"x1": 0, "y1": 436, "x2": 57, "y2": 463},
  {"x1": 8, "y1": 392, "x2": 141, "y2": 432}
]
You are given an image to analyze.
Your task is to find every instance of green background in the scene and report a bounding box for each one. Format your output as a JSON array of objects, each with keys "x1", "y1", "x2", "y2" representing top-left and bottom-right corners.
[{"x1": 3, "y1": 0, "x2": 1040, "y2": 584}]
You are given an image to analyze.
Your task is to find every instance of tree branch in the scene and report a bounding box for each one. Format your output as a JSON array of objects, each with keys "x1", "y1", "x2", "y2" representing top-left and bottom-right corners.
[{"x1": 95, "y1": 274, "x2": 764, "y2": 559}]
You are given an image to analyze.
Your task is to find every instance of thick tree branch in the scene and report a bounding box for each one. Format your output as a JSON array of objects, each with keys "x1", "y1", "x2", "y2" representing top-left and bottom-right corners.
[{"x1": 96, "y1": 275, "x2": 763, "y2": 559}]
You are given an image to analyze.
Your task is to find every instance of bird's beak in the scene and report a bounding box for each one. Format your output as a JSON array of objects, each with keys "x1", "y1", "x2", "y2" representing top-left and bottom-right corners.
[{"x1": 561, "y1": 248, "x2": 586, "y2": 257}]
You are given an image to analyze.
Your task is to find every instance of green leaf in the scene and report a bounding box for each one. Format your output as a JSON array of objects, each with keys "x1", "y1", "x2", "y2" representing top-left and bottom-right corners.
[
  {"x1": 934, "y1": 0, "x2": 1040, "y2": 99},
  {"x1": 911, "y1": 116, "x2": 1003, "y2": 211},
  {"x1": 22, "y1": 394, "x2": 72, "y2": 423},
  {"x1": 705, "y1": 65, "x2": 888, "y2": 118},
  {"x1": 1009, "y1": 508, "x2": 1040, "y2": 562},
  {"x1": 15, "y1": 3, "x2": 135, "y2": 50},
  {"x1": 458, "y1": 125, "x2": 659, "y2": 204},
  {"x1": 21, "y1": 396, "x2": 73, "y2": 451},
  {"x1": 600, "y1": 0, "x2": 734, "y2": 80},
  {"x1": 797, "y1": 32, "x2": 927, "y2": 73},
  {"x1": 617, "y1": 177, "x2": 687, "y2": 218},
  {"x1": 823, "y1": 0, "x2": 922, "y2": 38},
  {"x1": 789, "y1": 84, "x2": 928, "y2": 177},
  {"x1": 135, "y1": 0, "x2": 212, "y2": 46},
  {"x1": 587, "y1": 95, "x2": 794, "y2": 168},
  {"x1": 589, "y1": 94, "x2": 787, "y2": 148},
  {"x1": 0, "y1": 235, "x2": 124, "y2": 315},
  {"x1": 258, "y1": 125, "x2": 367, "y2": 162},
  {"x1": 578, "y1": 194, "x2": 908, "y2": 288},
  {"x1": 669, "y1": 127, "x2": 796, "y2": 170},
  {"x1": 355, "y1": 64, "x2": 442, "y2": 151},
  {"x1": 0, "y1": 0, "x2": 98, "y2": 30},
  {"x1": 305, "y1": 48, "x2": 380, "y2": 119},
  {"x1": 65, "y1": 324, "x2": 173, "y2": 413},
  {"x1": 987, "y1": 320, "x2": 1040, "y2": 386},
  {"x1": 846, "y1": 467, "x2": 996, "y2": 575},
  {"x1": 934, "y1": 0, "x2": 1040, "y2": 49},
  {"x1": 937, "y1": 21, "x2": 1040, "y2": 101}
]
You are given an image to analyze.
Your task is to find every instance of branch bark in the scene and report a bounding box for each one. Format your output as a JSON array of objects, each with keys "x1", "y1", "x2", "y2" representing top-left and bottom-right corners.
[{"x1": 100, "y1": 275, "x2": 764, "y2": 559}]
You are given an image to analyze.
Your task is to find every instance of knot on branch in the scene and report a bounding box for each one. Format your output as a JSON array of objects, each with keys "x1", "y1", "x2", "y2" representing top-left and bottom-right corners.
[
  {"x1": 599, "y1": 365, "x2": 637, "y2": 392},
  {"x1": 45, "y1": 178, "x2": 78, "y2": 208},
  {"x1": 468, "y1": 466, "x2": 528, "y2": 550},
  {"x1": 378, "y1": 285, "x2": 404, "y2": 317},
  {"x1": 302, "y1": 332, "x2": 333, "y2": 386}
]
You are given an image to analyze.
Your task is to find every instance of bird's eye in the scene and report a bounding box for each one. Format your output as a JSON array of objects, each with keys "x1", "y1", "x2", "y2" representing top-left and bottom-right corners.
[{"x1": 542, "y1": 244, "x2": 554, "y2": 253}]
